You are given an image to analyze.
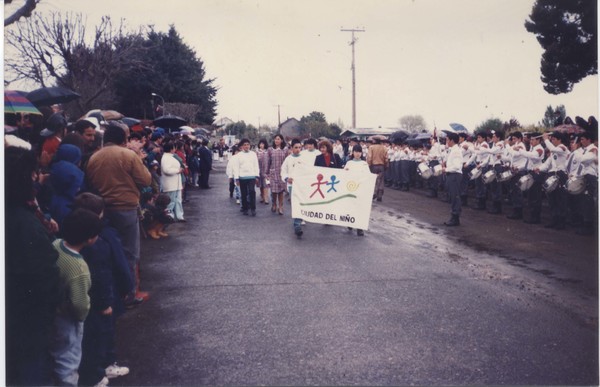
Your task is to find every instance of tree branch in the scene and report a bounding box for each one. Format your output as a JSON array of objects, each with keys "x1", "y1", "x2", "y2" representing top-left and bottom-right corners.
[{"x1": 4, "y1": 0, "x2": 39, "y2": 26}]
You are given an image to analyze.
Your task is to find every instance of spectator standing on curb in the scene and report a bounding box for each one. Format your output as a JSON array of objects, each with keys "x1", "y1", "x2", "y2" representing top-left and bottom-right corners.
[
  {"x1": 86, "y1": 123, "x2": 152, "y2": 306},
  {"x1": 367, "y1": 137, "x2": 389, "y2": 202},
  {"x1": 161, "y1": 142, "x2": 186, "y2": 222}
]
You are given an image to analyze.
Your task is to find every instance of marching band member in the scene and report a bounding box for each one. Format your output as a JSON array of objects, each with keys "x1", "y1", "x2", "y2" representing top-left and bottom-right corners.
[
  {"x1": 458, "y1": 133, "x2": 474, "y2": 206},
  {"x1": 442, "y1": 132, "x2": 463, "y2": 226},
  {"x1": 426, "y1": 137, "x2": 442, "y2": 198},
  {"x1": 537, "y1": 132, "x2": 570, "y2": 229},
  {"x1": 565, "y1": 137, "x2": 584, "y2": 227},
  {"x1": 399, "y1": 143, "x2": 412, "y2": 191},
  {"x1": 481, "y1": 130, "x2": 505, "y2": 214},
  {"x1": 575, "y1": 131, "x2": 598, "y2": 235},
  {"x1": 506, "y1": 132, "x2": 529, "y2": 220},
  {"x1": 523, "y1": 134, "x2": 545, "y2": 224},
  {"x1": 472, "y1": 131, "x2": 491, "y2": 210}
]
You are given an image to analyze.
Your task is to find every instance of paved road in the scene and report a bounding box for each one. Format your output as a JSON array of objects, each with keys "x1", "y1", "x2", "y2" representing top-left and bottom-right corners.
[{"x1": 114, "y1": 162, "x2": 598, "y2": 386}]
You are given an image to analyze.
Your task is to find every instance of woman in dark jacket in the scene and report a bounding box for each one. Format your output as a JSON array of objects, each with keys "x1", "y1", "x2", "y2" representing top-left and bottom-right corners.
[{"x1": 314, "y1": 139, "x2": 343, "y2": 168}]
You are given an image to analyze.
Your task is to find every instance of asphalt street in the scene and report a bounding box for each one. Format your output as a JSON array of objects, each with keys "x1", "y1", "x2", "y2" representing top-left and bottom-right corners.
[{"x1": 114, "y1": 161, "x2": 598, "y2": 386}]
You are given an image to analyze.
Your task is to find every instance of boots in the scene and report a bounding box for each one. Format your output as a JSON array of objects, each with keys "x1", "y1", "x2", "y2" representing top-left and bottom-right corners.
[
  {"x1": 576, "y1": 222, "x2": 595, "y2": 235},
  {"x1": 426, "y1": 189, "x2": 438, "y2": 198},
  {"x1": 507, "y1": 207, "x2": 522, "y2": 220},
  {"x1": 157, "y1": 224, "x2": 169, "y2": 237},
  {"x1": 524, "y1": 209, "x2": 541, "y2": 224},
  {"x1": 488, "y1": 201, "x2": 502, "y2": 214},
  {"x1": 475, "y1": 198, "x2": 486, "y2": 210},
  {"x1": 134, "y1": 263, "x2": 150, "y2": 301},
  {"x1": 444, "y1": 214, "x2": 460, "y2": 226},
  {"x1": 147, "y1": 223, "x2": 161, "y2": 239}
]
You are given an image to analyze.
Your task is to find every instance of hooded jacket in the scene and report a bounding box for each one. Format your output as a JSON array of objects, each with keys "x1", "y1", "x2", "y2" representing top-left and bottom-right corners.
[{"x1": 49, "y1": 144, "x2": 85, "y2": 227}]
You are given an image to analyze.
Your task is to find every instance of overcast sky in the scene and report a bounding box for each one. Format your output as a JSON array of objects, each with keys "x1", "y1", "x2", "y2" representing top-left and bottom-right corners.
[{"x1": 4, "y1": 0, "x2": 599, "y2": 132}]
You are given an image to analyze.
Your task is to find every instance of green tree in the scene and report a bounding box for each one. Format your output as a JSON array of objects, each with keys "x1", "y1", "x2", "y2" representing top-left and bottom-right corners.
[
  {"x1": 541, "y1": 104, "x2": 566, "y2": 127},
  {"x1": 525, "y1": 0, "x2": 597, "y2": 94},
  {"x1": 300, "y1": 111, "x2": 336, "y2": 139},
  {"x1": 114, "y1": 26, "x2": 217, "y2": 124},
  {"x1": 474, "y1": 118, "x2": 504, "y2": 134},
  {"x1": 398, "y1": 115, "x2": 427, "y2": 134},
  {"x1": 225, "y1": 121, "x2": 259, "y2": 143}
]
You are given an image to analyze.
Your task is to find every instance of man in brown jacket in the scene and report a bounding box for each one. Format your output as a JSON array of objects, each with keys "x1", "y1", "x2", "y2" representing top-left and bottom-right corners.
[
  {"x1": 367, "y1": 137, "x2": 389, "y2": 201},
  {"x1": 87, "y1": 123, "x2": 152, "y2": 304}
]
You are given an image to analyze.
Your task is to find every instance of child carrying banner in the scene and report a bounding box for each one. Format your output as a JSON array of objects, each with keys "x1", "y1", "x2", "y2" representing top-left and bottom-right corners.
[
  {"x1": 344, "y1": 144, "x2": 370, "y2": 236},
  {"x1": 281, "y1": 138, "x2": 306, "y2": 238}
]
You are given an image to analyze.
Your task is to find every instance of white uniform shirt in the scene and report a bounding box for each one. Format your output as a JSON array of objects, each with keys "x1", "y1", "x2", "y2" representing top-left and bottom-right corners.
[
  {"x1": 578, "y1": 143, "x2": 598, "y2": 177},
  {"x1": 445, "y1": 144, "x2": 463, "y2": 174},
  {"x1": 525, "y1": 144, "x2": 544, "y2": 171},
  {"x1": 540, "y1": 139, "x2": 570, "y2": 173},
  {"x1": 510, "y1": 141, "x2": 529, "y2": 171}
]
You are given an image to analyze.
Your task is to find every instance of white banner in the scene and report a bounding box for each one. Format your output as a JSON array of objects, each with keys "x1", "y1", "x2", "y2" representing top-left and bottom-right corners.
[{"x1": 290, "y1": 166, "x2": 377, "y2": 230}]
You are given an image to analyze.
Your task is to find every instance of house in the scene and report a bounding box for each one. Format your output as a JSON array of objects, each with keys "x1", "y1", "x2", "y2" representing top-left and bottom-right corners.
[{"x1": 278, "y1": 118, "x2": 307, "y2": 141}]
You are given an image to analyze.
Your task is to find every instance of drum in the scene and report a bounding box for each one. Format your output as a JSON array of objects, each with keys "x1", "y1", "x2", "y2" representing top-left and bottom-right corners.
[
  {"x1": 469, "y1": 168, "x2": 482, "y2": 180},
  {"x1": 496, "y1": 169, "x2": 513, "y2": 182},
  {"x1": 482, "y1": 170, "x2": 496, "y2": 184},
  {"x1": 542, "y1": 175, "x2": 559, "y2": 193},
  {"x1": 518, "y1": 174, "x2": 534, "y2": 192},
  {"x1": 566, "y1": 176, "x2": 585, "y2": 195},
  {"x1": 417, "y1": 162, "x2": 432, "y2": 179},
  {"x1": 432, "y1": 164, "x2": 443, "y2": 177}
]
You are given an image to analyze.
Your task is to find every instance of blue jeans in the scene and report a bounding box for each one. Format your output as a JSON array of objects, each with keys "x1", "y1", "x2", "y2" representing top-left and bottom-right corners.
[
  {"x1": 166, "y1": 189, "x2": 184, "y2": 220},
  {"x1": 106, "y1": 209, "x2": 140, "y2": 288},
  {"x1": 50, "y1": 315, "x2": 84, "y2": 386}
]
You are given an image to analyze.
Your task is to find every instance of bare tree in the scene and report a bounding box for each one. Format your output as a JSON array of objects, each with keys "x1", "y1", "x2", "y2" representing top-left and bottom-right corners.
[
  {"x1": 398, "y1": 115, "x2": 428, "y2": 134},
  {"x1": 166, "y1": 102, "x2": 202, "y2": 125},
  {"x1": 5, "y1": 11, "x2": 149, "y2": 116},
  {"x1": 4, "y1": 0, "x2": 40, "y2": 27}
]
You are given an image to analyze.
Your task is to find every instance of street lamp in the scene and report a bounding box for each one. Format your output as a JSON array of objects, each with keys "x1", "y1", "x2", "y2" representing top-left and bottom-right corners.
[{"x1": 151, "y1": 92, "x2": 166, "y2": 117}]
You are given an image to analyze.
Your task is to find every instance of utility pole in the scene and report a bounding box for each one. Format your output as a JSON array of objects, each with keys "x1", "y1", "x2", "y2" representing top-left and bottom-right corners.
[
  {"x1": 274, "y1": 104, "x2": 282, "y2": 128},
  {"x1": 341, "y1": 27, "x2": 365, "y2": 129}
]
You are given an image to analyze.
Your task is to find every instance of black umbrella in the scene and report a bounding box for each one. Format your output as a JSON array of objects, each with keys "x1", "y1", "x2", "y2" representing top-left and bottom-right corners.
[
  {"x1": 389, "y1": 130, "x2": 410, "y2": 144},
  {"x1": 26, "y1": 86, "x2": 80, "y2": 106},
  {"x1": 153, "y1": 114, "x2": 187, "y2": 129}
]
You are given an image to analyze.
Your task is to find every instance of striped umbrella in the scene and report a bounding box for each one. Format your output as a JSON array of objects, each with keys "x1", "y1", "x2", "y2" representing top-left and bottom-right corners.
[{"x1": 5, "y1": 90, "x2": 42, "y2": 115}]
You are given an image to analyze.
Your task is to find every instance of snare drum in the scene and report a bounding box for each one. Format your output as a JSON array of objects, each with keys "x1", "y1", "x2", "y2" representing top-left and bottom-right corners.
[
  {"x1": 566, "y1": 176, "x2": 585, "y2": 195},
  {"x1": 469, "y1": 168, "x2": 482, "y2": 180},
  {"x1": 518, "y1": 174, "x2": 534, "y2": 191},
  {"x1": 432, "y1": 164, "x2": 443, "y2": 177},
  {"x1": 482, "y1": 170, "x2": 496, "y2": 184},
  {"x1": 417, "y1": 162, "x2": 432, "y2": 179},
  {"x1": 542, "y1": 175, "x2": 559, "y2": 193},
  {"x1": 497, "y1": 169, "x2": 514, "y2": 182}
]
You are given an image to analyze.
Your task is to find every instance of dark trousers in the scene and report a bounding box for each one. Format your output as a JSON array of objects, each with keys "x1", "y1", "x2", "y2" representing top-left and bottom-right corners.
[
  {"x1": 508, "y1": 170, "x2": 527, "y2": 208},
  {"x1": 475, "y1": 166, "x2": 489, "y2": 199},
  {"x1": 580, "y1": 175, "x2": 598, "y2": 223},
  {"x1": 446, "y1": 173, "x2": 462, "y2": 216},
  {"x1": 527, "y1": 173, "x2": 545, "y2": 215},
  {"x1": 199, "y1": 168, "x2": 211, "y2": 188},
  {"x1": 239, "y1": 178, "x2": 256, "y2": 211},
  {"x1": 460, "y1": 165, "x2": 473, "y2": 197},
  {"x1": 229, "y1": 178, "x2": 235, "y2": 196},
  {"x1": 400, "y1": 160, "x2": 411, "y2": 186},
  {"x1": 428, "y1": 160, "x2": 440, "y2": 193},
  {"x1": 79, "y1": 311, "x2": 115, "y2": 386},
  {"x1": 547, "y1": 172, "x2": 568, "y2": 219}
]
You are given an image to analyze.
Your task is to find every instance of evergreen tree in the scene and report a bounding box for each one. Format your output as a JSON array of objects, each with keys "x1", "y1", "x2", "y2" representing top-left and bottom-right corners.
[{"x1": 525, "y1": 0, "x2": 597, "y2": 94}]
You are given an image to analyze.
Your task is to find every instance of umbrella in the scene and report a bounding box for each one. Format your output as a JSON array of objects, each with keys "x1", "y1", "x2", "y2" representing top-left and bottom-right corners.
[
  {"x1": 412, "y1": 133, "x2": 431, "y2": 141},
  {"x1": 102, "y1": 110, "x2": 124, "y2": 120},
  {"x1": 153, "y1": 114, "x2": 187, "y2": 129},
  {"x1": 4, "y1": 90, "x2": 43, "y2": 115},
  {"x1": 552, "y1": 124, "x2": 586, "y2": 134},
  {"x1": 389, "y1": 130, "x2": 410, "y2": 143},
  {"x1": 449, "y1": 123, "x2": 468, "y2": 133},
  {"x1": 26, "y1": 86, "x2": 80, "y2": 106},
  {"x1": 122, "y1": 117, "x2": 141, "y2": 127}
]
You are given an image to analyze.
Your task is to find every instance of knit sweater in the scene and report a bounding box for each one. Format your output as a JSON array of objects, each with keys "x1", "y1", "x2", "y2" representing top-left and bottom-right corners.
[
  {"x1": 233, "y1": 150, "x2": 260, "y2": 180},
  {"x1": 86, "y1": 144, "x2": 152, "y2": 210},
  {"x1": 53, "y1": 239, "x2": 91, "y2": 322}
]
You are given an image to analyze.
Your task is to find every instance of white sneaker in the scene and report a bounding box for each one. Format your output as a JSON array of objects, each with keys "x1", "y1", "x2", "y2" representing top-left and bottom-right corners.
[
  {"x1": 105, "y1": 363, "x2": 129, "y2": 379},
  {"x1": 301, "y1": 220, "x2": 306, "y2": 225},
  {"x1": 94, "y1": 376, "x2": 110, "y2": 387},
  {"x1": 236, "y1": 199, "x2": 240, "y2": 204}
]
